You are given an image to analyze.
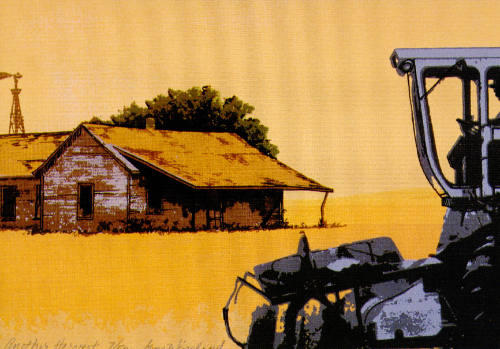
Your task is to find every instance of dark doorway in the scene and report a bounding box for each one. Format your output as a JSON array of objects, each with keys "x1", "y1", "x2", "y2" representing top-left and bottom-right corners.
[
  {"x1": 0, "y1": 186, "x2": 16, "y2": 220},
  {"x1": 78, "y1": 183, "x2": 94, "y2": 219}
]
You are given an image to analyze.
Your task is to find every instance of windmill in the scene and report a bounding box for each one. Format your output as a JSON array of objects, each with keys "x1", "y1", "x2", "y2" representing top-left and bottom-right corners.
[{"x1": 0, "y1": 72, "x2": 24, "y2": 134}]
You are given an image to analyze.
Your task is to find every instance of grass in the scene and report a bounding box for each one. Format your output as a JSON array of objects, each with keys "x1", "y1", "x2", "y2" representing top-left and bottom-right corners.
[{"x1": 0, "y1": 188, "x2": 446, "y2": 348}]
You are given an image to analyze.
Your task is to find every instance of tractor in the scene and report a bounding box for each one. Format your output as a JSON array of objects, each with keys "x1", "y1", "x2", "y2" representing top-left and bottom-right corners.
[{"x1": 222, "y1": 48, "x2": 500, "y2": 348}]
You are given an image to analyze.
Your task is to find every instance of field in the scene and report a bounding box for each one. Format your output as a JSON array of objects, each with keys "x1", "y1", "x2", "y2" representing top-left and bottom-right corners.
[{"x1": 0, "y1": 188, "x2": 446, "y2": 348}]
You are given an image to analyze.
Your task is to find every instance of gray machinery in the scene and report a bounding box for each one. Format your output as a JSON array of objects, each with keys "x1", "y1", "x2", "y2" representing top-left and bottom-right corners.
[{"x1": 222, "y1": 48, "x2": 500, "y2": 348}]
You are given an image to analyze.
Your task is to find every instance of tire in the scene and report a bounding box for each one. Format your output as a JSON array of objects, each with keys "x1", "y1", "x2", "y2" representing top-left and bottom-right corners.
[
  {"x1": 278, "y1": 296, "x2": 360, "y2": 349},
  {"x1": 279, "y1": 298, "x2": 307, "y2": 349},
  {"x1": 460, "y1": 234, "x2": 500, "y2": 347},
  {"x1": 316, "y1": 297, "x2": 358, "y2": 349},
  {"x1": 247, "y1": 304, "x2": 277, "y2": 349}
]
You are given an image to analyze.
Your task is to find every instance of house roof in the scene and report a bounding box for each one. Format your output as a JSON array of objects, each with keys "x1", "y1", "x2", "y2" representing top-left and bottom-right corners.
[
  {"x1": 0, "y1": 131, "x2": 71, "y2": 177},
  {"x1": 83, "y1": 124, "x2": 332, "y2": 192}
]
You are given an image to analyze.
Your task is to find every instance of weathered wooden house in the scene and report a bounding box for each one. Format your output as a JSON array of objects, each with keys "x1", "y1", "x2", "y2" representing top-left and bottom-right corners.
[{"x1": 0, "y1": 123, "x2": 332, "y2": 232}]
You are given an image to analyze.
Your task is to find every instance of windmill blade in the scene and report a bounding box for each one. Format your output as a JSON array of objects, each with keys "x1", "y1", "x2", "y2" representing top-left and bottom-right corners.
[{"x1": 0, "y1": 72, "x2": 12, "y2": 80}]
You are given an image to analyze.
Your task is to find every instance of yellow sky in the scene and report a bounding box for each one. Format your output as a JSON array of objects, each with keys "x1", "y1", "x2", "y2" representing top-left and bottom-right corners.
[{"x1": 0, "y1": 0, "x2": 499, "y2": 196}]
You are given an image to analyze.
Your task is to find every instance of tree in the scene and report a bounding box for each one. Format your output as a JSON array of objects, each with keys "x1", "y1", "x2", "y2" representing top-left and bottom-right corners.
[{"x1": 89, "y1": 86, "x2": 279, "y2": 158}]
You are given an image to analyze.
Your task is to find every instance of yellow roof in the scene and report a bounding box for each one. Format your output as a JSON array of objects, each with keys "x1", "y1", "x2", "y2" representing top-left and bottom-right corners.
[
  {"x1": 84, "y1": 124, "x2": 332, "y2": 191},
  {"x1": 0, "y1": 131, "x2": 70, "y2": 177}
]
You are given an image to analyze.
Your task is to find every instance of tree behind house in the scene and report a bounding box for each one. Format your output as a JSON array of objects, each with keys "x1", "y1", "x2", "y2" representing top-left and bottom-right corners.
[{"x1": 89, "y1": 85, "x2": 279, "y2": 158}]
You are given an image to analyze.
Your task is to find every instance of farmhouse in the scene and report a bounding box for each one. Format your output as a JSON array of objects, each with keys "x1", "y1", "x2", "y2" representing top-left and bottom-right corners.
[{"x1": 0, "y1": 122, "x2": 332, "y2": 232}]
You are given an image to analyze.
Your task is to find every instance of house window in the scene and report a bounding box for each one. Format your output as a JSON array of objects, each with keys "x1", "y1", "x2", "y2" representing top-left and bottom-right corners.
[
  {"x1": 34, "y1": 184, "x2": 41, "y2": 220},
  {"x1": 206, "y1": 191, "x2": 224, "y2": 229},
  {"x1": 0, "y1": 186, "x2": 16, "y2": 220},
  {"x1": 147, "y1": 188, "x2": 162, "y2": 214},
  {"x1": 77, "y1": 183, "x2": 94, "y2": 219},
  {"x1": 207, "y1": 205, "x2": 224, "y2": 229}
]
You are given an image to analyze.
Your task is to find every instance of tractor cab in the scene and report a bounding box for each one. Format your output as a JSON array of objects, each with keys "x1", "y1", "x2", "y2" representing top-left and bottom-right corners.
[{"x1": 391, "y1": 48, "x2": 500, "y2": 209}]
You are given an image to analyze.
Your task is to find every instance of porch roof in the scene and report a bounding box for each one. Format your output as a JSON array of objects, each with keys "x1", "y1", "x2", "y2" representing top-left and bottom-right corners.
[{"x1": 84, "y1": 124, "x2": 332, "y2": 192}]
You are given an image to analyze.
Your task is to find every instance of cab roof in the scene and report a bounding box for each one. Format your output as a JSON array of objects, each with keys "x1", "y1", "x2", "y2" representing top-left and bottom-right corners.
[{"x1": 392, "y1": 47, "x2": 500, "y2": 61}]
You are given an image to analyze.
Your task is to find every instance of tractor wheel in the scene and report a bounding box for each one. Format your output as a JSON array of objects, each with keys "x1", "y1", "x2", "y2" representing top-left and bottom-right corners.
[
  {"x1": 278, "y1": 296, "x2": 359, "y2": 349},
  {"x1": 460, "y1": 234, "x2": 500, "y2": 347},
  {"x1": 279, "y1": 298, "x2": 307, "y2": 349},
  {"x1": 316, "y1": 297, "x2": 358, "y2": 349},
  {"x1": 247, "y1": 304, "x2": 277, "y2": 349}
]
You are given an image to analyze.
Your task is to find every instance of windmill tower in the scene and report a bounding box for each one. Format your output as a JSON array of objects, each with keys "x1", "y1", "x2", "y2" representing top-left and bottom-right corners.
[{"x1": 0, "y1": 72, "x2": 25, "y2": 134}]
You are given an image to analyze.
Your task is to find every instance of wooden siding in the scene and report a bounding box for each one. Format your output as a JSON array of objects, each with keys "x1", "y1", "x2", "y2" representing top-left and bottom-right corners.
[
  {"x1": 42, "y1": 129, "x2": 129, "y2": 232},
  {"x1": 129, "y1": 177, "x2": 146, "y2": 214},
  {"x1": 0, "y1": 178, "x2": 40, "y2": 230},
  {"x1": 224, "y1": 201, "x2": 263, "y2": 228},
  {"x1": 194, "y1": 208, "x2": 207, "y2": 230},
  {"x1": 222, "y1": 190, "x2": 283, "y2": 229}
]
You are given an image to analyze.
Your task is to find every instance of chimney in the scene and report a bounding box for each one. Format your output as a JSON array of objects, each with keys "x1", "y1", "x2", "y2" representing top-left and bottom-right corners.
[{"x1": 146, "y1": 117, "x2": 155, "y2": 130}]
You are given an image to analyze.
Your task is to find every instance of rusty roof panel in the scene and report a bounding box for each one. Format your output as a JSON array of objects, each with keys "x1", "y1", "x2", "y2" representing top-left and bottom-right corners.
[{"x1": 0, "y1": 132, "x2": 71, "y2": 177}]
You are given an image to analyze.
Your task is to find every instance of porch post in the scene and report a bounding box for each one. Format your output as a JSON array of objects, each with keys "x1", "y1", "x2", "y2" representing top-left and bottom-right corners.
[
  {"x1": 319, "y1": 192, "x2": 329, "y2": 227},
  {"x1": 191, "y1": 194, "x2": 196, "y2": 231}
]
